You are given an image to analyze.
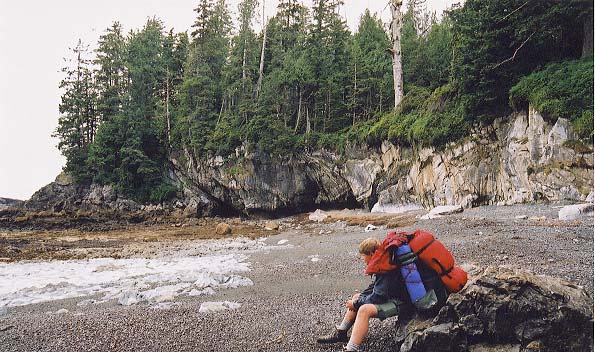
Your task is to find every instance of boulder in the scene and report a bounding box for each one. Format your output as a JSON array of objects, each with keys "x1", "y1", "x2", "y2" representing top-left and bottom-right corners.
[
  {"x1": 264, "y1": 221, "x2": 279, "y2": 231},
  {"x1": 215, "y1": 222, "x2": 232, "y2": 236},
  {"x1": 309, "y1": 209, "x2": 328, "y2": 222},
  {"x1": 198, "y1": 301, "x2": 241, "y2": 313},
  {"x1": 558, "y1": 203, "x2": 594, "y2": 220},
  {"x1": 420, "y1": 205, "x2": 463, "y2": 220},
  {"x1": 115, "y1": 199, "x2": 140, "y2": 212},
  {"x1": 397, "y1": 266, "x2": 593, "y2": 352}
]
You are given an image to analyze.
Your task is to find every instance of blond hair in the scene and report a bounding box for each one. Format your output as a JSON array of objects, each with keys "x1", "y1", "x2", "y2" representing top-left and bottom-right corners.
[{"x1": 358, "y1": 237, "x2": 381, "y2": 255}]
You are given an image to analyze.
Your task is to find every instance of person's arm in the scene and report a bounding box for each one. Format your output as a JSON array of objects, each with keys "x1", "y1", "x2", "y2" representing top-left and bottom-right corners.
[
  {"x1": 346, "y1": 280, "x2": 374, "y2": 311},
  {"x1": 353, "y1": 274, "x2": 390, "y2": 310},
  {"x1": 361, "y1": 281, "x2": 374, "y2": 295}
]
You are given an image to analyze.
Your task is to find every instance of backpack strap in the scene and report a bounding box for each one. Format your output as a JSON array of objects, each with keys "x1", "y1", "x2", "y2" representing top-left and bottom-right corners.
[{"x1": 431, "y1": 257, "x2": 454, "y2": 278}]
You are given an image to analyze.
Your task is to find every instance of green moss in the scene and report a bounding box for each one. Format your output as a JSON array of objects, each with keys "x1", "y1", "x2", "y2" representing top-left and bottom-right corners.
[
  {"x1": 366, "y1": 83, "x2": 471, "y2": 148},
  {"x1": 510, "y1": 58, "x2": 594, "y2": 140}
]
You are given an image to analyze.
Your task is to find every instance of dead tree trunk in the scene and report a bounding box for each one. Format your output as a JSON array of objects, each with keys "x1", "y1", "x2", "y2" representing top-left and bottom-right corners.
[
  {"x1": 256, "y1": 19, "x2": 267, "y2": 100},
  {"x1": 353, "y1": 60, "x2": 357, "y2": 126},
  {"x1": 306, "y1": 106, "x2": 311, "y2": 135},
  {"x1": 242, "y1": 42, "x2": 247, "y2": 84},
  {"x1": 389, "y1": 0, "x2": 404, "y2": 109},
  {"x1": 294, "y1": 88, "x2": 303, "y2": 132},
  {"x1": 166, "y1": 70, "x2": 171, "y2": 147}
]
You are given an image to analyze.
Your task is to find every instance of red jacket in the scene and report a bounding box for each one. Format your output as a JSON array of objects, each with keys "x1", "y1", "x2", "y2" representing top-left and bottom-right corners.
[{"x1": 364, "y1": 231, "x2": 409, "y2": 275}]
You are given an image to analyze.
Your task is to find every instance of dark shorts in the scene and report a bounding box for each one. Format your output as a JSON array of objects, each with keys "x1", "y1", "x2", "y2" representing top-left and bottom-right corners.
[{"x1": 374, "y1": 299, "x2": 402, "y2": 320}]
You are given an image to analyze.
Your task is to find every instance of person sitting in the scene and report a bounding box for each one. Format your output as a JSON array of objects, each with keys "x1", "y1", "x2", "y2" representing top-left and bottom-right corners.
[{"x1": 316, "y1": 237, "x2": 414, "y2": 352}]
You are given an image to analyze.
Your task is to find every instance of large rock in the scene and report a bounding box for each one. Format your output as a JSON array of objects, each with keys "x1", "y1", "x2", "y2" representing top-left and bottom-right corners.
[
  {"x1": 420, "y1": 205, "x2": 463, "y2": 220},
  {"x1": 558, "y1": 203, "x2": 594, "y2": 220},
  {"x1": 215, "y1": 222, "x2": 232, "y2": 235},
  {"x1": 372, "y1": 107, "x2": 592, "y2": 209},
  {"x1": 170, "y1": 150, "x2": 354, "y2": 216},
  {"x1": 264, "y1": 221, "x2": 279, "y2": 230},
  {"x1": 398, "y1": 266, "x2": 593, "y2": 352},
  {"x1": 308, "y1": 209, "x2": 328, "y2": 222}
]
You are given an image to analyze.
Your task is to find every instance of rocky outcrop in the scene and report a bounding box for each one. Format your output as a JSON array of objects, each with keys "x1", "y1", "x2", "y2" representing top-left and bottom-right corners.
[
  {"x1": 372, "y1": 107, "x2": 593, "y2": 210},
  {"x1": 0, "y1": 197, "x2": 22, "y2": 209},
  {"x1": 24, "y1": 173, "x2": 141, "y2": 213},
  {"x1": 22, "y1": 106, "x2": 594, "y2": 217},
  {"x1": 168, "y1": 149, "x2": 355, "y2": 216},
  {"x1": 168, "y1": 106, "x2": 592, "y2": 215},
  {"x1": 397, "y1": 266, "x2": 593, "y2": 352}
]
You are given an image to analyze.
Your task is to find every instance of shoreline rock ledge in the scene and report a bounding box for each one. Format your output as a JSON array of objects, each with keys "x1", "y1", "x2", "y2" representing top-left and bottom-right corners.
[{"x1": 396, "y1": 266, "x2": 593, "y2": 352}]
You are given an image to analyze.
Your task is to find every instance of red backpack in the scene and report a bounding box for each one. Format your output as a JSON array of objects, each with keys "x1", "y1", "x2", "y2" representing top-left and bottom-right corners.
[{"x1": 406, "y1": 229, "x2": 468, "y2": 293}]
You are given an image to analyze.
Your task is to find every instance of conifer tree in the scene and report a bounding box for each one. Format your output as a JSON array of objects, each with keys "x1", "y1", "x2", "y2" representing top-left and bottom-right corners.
[
  {"x1": 54, "y1": 39, "x2": 97, "y2": 182},
  {"x1": 94, "y1": 22, "x2": 127, "y2": 123}
]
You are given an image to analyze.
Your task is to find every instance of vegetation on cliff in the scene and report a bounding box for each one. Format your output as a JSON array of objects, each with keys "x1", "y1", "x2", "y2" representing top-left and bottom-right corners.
[
  {"x1": 510, "y1": 58, "x2": 594, "y2": 139},
  {"x1": 54, "y1": 0, "x2": 593, "y2": 201}
]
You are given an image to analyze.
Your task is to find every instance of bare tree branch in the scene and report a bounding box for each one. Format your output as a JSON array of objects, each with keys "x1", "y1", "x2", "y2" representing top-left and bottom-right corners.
[
  {"x1": 498, "y1": 0, "x2": 531, "y2": 23},
  {"x1": 492, "y1": 31, "x2": 536, "y2": 69}
]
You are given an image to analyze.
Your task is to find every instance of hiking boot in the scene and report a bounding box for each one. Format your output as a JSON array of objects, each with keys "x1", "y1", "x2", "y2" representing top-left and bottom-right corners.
[{"x1": 316, "y1": 329, "x2": 348, "y2": 344}]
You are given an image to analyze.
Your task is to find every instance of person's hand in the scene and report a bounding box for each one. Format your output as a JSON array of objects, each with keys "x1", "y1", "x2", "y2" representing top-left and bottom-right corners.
[
  {"x1": 345, "y1": 299, "x2": 355, "y2": 311},
  {"x1": 351, "y1": 293, "x2": 360, "y2": 301}
]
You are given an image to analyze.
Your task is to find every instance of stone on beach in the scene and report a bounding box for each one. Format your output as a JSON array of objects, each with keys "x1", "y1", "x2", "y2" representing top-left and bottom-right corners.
[
  {"x1": 364, "y1": 224, "x2": 377, "y2": 232},
  {"x1": 558, "y1": 203, "x2": 594, "y2": 220},
  {"x1": 118, "y1": 291, "x2": 146, "y2": 306},
  {"x1": 215, "y1": 222, "x2": 232, "y2": 235},
  {"x1": 308, "y1": 209, "x2": 328, "y2": 222},
  {"x1": 264, "y1": 221, "x2": 279, "y2": 230},
  {"x1": 198, "y1": 301, "x2": 241, "y2": 314},
  {"x1": 420, "y1": 205, "x2": 463, "y2": 220}
]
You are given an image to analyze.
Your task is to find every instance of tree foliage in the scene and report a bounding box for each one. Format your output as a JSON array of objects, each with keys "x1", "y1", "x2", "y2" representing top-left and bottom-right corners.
[{"x1": 54, "y1": 0, "x2": 593, "y2": 202}]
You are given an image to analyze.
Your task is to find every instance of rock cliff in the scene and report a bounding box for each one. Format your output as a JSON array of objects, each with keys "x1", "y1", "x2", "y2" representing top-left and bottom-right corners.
[
  {"x1": 25, "y1": 106, "x2": 593, "y2": 216},
  {"x1": 168, "y1": 106, "x2": 593, "y2": 216}
]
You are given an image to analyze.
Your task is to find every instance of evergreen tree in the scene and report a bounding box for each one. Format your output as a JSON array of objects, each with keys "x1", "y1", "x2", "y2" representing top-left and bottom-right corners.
[
  {"x1": 88, "y1": 18, "x2": 171, "y2": 201},
  {"x1": 307, "y1": 0, "x2": 351, "y2": 133},
  {"x1": 177, "y1": 0, "x2": 232, "y2": 154},
  {"x1": 94, "y1": 22, "x2": 127, "y2": 123},
  {"x1": 401, "y1": 6, "x2": 452, "y2": 92},
  {"x1": 450, "y1": 0, "x2": 592, "y2": 122},
  {"x1": 349, "y1": 10, "x2": 393, "y2": 123},
  {"x1": 54, "y1": 39, "x2": 97, "y2": 182}
]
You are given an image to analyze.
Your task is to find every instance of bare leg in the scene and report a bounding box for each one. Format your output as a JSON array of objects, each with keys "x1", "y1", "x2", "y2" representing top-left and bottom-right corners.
[
  {"x1": 338, "y1": 293, "x2": 360, "y2": 327},
  {"x1": 349, "y1": 304, "x2": 378, "y2": 345},
  {"x1": 317, "y1": 294, "x2": 364, "y2": 344},
  {"x1": 340, "y1": 308, "x2": 356, "y2": 326}
]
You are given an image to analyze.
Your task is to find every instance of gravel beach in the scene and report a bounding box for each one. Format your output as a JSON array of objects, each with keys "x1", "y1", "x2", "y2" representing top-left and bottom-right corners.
[{"x1": 0, "y1": 204, "x2": 593, "y2": 352}]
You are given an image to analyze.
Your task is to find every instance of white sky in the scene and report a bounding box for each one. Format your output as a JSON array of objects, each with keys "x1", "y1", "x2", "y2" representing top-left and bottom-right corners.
[{"x1": 0, "y1": 0, "x2": 457, "y2": 200}]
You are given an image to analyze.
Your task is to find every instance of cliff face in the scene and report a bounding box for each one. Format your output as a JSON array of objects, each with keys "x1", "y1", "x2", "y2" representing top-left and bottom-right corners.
[
  {"x1": 167, "y1": 149, "x2": 356, "y2": 216},
  {"x1": 373, "y1": 106, "x2": 593, "y2": 210},
  {"x1": 27, "y1": 107, "x2": 593, "y2": 216},
  {"x1": 169, "y1": 106, "x2": 592, "y2": 216}
]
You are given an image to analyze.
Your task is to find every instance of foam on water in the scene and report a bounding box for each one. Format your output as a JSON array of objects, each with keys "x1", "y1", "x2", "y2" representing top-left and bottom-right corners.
[{"x1": 0, "y1": 251, "x2": 253, "y2": 308}]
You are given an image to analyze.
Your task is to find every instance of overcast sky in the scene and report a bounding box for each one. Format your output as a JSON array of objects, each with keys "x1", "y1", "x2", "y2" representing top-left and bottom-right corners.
[{"x1": 0, "y1": 0, "x2": 457, "y2": 200}]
